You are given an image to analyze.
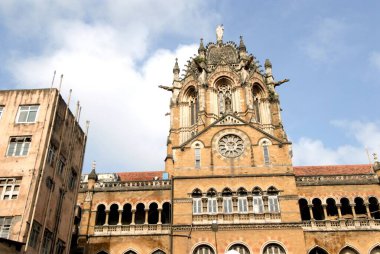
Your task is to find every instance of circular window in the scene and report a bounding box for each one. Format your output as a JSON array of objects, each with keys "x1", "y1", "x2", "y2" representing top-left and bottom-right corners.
[{"x1": 218, "y1": 134, "x2": 244, "y2": 158}]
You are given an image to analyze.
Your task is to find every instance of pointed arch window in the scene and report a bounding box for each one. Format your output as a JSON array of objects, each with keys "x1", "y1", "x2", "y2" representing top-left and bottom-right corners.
[
  {"x1": 207, "y1": 189, "x2": 218, "y2": 214},
  {"x1": 216, "y1": 78, "x2": 233, "y2": 115},
  {"x1": 267, "y1": 187, "x2": 280, "y2": 213},
  {"x1": 238, "y1": 188, "x2": 248, "y2": 213},
  {"x1": 251, "y1": 84, "x2": 263, "y2": 123},
  {"x1": 222, "y1": 188, "x2": 233, "y2": 213},
  {"x1": 252, "y1": 187, "x2": 264, "y2": 213},
  {"x1": 192, "y1": 189, "x2": 203, "y2": 214}
]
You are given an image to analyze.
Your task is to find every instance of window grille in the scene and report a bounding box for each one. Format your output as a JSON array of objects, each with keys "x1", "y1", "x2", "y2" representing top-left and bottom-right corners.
[
  {"x1": 47, "y1": 145, "x2": 56, "y2": 165},
  {"x1": 263, "y1": 244, "x2": 285, "y2": 254},
  {"x1": 263, "y1": 142, "x2": 270, "y2": 165},
  {"x1": 41, "y1": 229, "x2": 53, "y2": 254}
]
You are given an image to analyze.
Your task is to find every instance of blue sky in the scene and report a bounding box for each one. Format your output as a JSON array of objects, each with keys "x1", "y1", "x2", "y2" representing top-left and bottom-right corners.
[{"x1": 1, "y1": 1, "x2": 379, "y2": 173}]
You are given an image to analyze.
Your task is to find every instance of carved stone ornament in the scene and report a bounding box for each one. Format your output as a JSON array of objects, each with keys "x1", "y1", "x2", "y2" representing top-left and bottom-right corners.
[{"x1": 218, "y1": 134, "x2": 244, "y2": 158}]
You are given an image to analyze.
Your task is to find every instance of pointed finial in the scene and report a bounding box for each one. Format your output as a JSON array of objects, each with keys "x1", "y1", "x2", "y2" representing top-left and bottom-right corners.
[
  {"x1": 265, "y1": 59, "x2": 272, "y2": 68},
  {"x1": 198, "y1": 38, "x2": 206, "y2": 53},
  {"x1": 173, "y1": 58, "x2": 180, "y2": 74},
  {"x1": 239, "y1": 36, "x2": 246, "y2": 52}
]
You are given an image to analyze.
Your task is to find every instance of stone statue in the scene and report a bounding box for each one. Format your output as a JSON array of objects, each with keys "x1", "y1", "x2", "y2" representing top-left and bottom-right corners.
[{"x1": 216, "y1": 24, "x2": 224, "y2": 42}]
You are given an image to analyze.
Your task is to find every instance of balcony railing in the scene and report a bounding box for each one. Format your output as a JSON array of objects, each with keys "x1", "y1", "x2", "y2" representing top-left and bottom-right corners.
[
  {"x1": 302, "y1": 219, "x2": 380, "y2": 231},
  {"x1": 94, "y1": 224, "x2": 171, "y2": 236},
  {"x1": 79, "y1": 180, "x2": 171, "y2": 191},
  {"x1": 192, "y1": 212, "x2": 281, "y2": 224}
]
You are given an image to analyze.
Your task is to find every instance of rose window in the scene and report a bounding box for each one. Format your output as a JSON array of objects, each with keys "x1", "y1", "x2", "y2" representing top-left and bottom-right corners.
[{"x1": 218, "y1": 134, "x2": 244, "y2": 158}]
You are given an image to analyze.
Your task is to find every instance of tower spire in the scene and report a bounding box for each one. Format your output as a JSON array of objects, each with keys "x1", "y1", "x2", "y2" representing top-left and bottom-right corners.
[{"x1": 238, "y1": 36, "x2": 246, "y2": 52}]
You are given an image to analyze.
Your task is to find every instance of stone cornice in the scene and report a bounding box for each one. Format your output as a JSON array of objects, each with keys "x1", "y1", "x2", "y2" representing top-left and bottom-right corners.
[{"x1": 295, "y1": 174, "x2": 379, "y2": 186}]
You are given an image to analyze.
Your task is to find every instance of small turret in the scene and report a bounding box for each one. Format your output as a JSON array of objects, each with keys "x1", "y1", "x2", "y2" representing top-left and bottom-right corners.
[
  {"x1": 265, "y1": 59, "x2": 274, "y2": 85},
  {"x1": 198, "y1": 38, "x2": 206, "y2": 55},
  {"x1": 173, "y1": 58, "x2": 180, "y2": 81},
  {"x1": 87, "y1": 161, "x2": 98, "y2": 189},
  {"x1": 238, "y1": 36, "x2": 247, "y2": 57}
]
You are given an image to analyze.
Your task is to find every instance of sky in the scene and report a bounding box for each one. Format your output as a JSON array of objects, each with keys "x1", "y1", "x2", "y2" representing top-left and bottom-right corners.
[{"x1": 0, "y1": 1, "x2": 380, "y2": 173}]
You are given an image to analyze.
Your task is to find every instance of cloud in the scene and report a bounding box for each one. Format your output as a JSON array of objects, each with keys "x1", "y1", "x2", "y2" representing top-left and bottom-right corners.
[
  {"x1": 292, "y1": 121, "x2": 380, "y2": 166},
  {"x1": 1, "y1": 1, "x2": 218, "y2": 172},
  {"x1": 300, "y1": 18, "x2": 348, "y2": 63},
  {"x1": 369, "y1": 51, "x2": 380, "y2": 71}
]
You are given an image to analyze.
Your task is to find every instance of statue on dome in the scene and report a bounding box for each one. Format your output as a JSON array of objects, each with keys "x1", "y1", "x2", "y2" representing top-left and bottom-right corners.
[{"x1": 216, "y1": 24, "x2": 224, "y2": 42}]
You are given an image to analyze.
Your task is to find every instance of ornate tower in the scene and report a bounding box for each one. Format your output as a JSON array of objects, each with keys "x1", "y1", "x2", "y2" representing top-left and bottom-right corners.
[{"x1": 162, "y1": 26, "x2": 292, "y2": 176}]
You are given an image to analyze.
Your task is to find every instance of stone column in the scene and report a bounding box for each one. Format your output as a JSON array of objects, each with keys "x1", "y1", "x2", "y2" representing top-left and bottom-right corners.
[
  {"x1": 322, "y1": 204, "x2": 328, "y2": 219},
  {"x1": 105, "y1": 211, "x2": 109, "y2": 225},
  {"x1": 131, "y1": 209, "x2": 136, "y2": 225},
  {"x1": 144, "y1": 209, "x2": 149, "y2": 224},
  {"x1": 308, "y1": 205, "x2": 314, "y2": 220},
  {"x1": 351, "y1": 204, "x2": 357, "y2": 219},
  {"x1": 365, "y1": 203, "x2": 372, "y2": 218},
  {"x1": 337, "y1": 205, "x2": 342, "y2": 219},
  {"x1": 158, "y1": 209, "x2": 162, "y2": 225},
  {"x1": 118, "y1": 210, "x2": 123, "y2": 225}
]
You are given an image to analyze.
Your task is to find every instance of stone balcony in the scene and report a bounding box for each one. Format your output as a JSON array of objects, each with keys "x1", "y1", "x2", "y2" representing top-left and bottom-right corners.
[
  {"x1": 192, "y1": 212, "x2": 281, "y2": 224},
  {"x1": 94, "y1": 224, "x2": 171, "y2": 236},
  {"x1": 302, "y1": 219, "x2": 380, "y2": 231}
]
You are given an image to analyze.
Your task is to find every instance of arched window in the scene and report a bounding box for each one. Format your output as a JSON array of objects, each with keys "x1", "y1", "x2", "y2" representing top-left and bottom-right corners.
[
  {"x1": 309, "y1": 246, "x2": 328, "y2": 254},
  {"x1": 184, "y1": 87, "x2": 199, "y2": 126},
  {"x1": 148, "y1": 203, "x2": 159, "y2": 224},
  {"x1": 108, "y1": 204, "x2": 119, "y2": 225},
  {"x1": 298, "y1": 198, "x2": 311, "y2": 221},
  {"x1": 222, "y1": 188, "x2": 233, "y2": 213},
  {"x1": 124, "y1": 251, "x2": 137, "y2": 254},
  {"x1": 135, "y1": 203, "x2": 145, "y2": 224},
  {"x1": 237, "y1": 188, "x2": 248, "y2": 213},
  {"x1": 369, "y1": 197, "x2": 380, "y2": 219},
  {"x1": 95, "y1": 204, "x2": 106, "y2": 226},
  {"x1": 193, "y1": 245, "x2": 215, "y2": 254},
  {"x1": 217, "y1": 78, "x2": 233, "y2": 115},
  {"x1": 312, "y1": 198, "x2": 324, "y2": 220},
  {"x1": 370, "y1": 246, "x2": 380, "y2": 254},
  {"x1": 192, "y1": 189, "x2": 203, "y2": 214},
  {"x1": 340, "y1": 198, "x2": 352, "y2": 218},
  {"x1": 207, "y1": 188, "x2": 218, "y2": 214},
  {"x1": 252, "y1": 84, "x2": 263, "y2": 123},
  {"x1": 252, "y1": 187, "x2": 264, "y2": 214},
  {"x1": 267, "y1": 187, "x2": 280, "y2": 213},
  {"x1": 152, "y1": 250, "x2": 166, "y2": 254},
  {"x1": 229, "y1": 244, "x2": 250, "y2": 254},
  {"x1": 122, "y1": 204, "x2": 132, "y2": 225},
  {"x1": 339, "y1": 246, "x2": 359, "y2": 254},
  {"x1": 326, "y1": 198, "x2": 338, "y2": 218},
  {"x1": 263, "y1": 243, "x2": 286, "y2": 254},
  {"x1": 354, "y1": 197, "x2": 366, "y2": 217},
  {"x1": 162, "y1": 202, "x2": 171, "y2": 224}
]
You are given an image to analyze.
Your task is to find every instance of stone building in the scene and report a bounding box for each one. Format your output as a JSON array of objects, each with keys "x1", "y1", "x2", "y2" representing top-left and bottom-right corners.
[
  {"x1": 0, "y1": 88, "x2": 88, "y2": 254},
  {"x1": 74, "y1": 28, "x2": 380, "y2": 254}
]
